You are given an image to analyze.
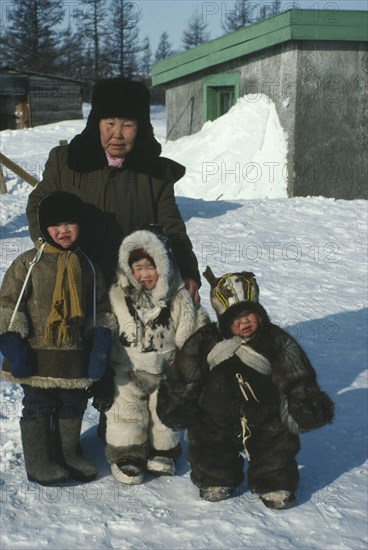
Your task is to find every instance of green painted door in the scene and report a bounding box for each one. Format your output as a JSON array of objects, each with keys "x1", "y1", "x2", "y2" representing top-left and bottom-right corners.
[{"x1": 207, "y1": 85, "x2": 236, "y2": 121}]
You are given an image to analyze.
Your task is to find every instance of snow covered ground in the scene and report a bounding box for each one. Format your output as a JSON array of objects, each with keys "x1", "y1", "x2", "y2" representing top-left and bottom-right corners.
[{"x1": 0, "y1": 99, "x2": 367, "y2": 550}]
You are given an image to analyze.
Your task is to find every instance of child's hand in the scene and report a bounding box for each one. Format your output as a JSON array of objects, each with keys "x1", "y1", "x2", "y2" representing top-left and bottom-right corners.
[
  {"x1": 0, "y1": 332, "x2": 34, "y2": 378},
  {"x1": 287, "y1": 384, "x2": 334, "y2": 431},
  {"x1": 130, "y1": 369, "x2": 161, "y2": 394},
  {"x1": 92, "y1": 395, "x2": 114, "y2": 413},
  {"x1": 185, "y1": 278, "x2": 200, "y2": 304},
  {"x1": 156, "y1": 380, "x2": 200, "y2": 430}
]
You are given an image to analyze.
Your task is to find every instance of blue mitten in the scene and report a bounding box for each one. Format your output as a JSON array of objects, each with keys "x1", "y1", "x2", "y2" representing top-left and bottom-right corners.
[
  {"x1": 88, "y1": 327, "x2": 112, "y2": 379},
  {"x1": 0, "y1": 332, "x2": 33, "y2": 378}
]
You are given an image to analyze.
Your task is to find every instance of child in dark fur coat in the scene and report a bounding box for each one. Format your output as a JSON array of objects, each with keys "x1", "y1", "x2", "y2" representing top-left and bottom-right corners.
[{"x1": 157, "y1": 267, "x2": 334, "y2": 509}]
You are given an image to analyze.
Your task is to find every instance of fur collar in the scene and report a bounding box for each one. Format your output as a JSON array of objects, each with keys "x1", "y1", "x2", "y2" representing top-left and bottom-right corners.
[{"x1": 67, "y1": 114, "x2": 185, "y2": 181}]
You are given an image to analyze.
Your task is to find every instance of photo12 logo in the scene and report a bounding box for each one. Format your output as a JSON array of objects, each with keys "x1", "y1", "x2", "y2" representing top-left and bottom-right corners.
[
  {"x1": 201, "y1": 2, "x2": 341, "y2": 25},
  {"x1": 201, "y1": 240, "x2": 340, "y2": 264}
]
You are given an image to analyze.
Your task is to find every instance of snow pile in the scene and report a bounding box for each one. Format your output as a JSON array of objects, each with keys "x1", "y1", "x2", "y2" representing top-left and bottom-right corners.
[{"x1": 162, "y1": 94, "x2": 288, "y2": 200}]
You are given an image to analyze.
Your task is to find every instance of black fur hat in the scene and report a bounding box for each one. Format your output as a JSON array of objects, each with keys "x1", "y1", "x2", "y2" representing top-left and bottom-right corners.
[
  {"x1": 91, "y1": 78, "x2": 151, "y2": 123},
  {"x1": 37, "y1": 191, "x2": 83, "y2": 244},
  {"x1": 68, "y1": 77, "x2": 162, "y2": 172}
]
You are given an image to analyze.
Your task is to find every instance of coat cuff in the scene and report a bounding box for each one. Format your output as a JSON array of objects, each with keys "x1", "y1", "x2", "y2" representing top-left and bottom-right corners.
[{"x1": 0, "y1": 308, "x2": 28, "y2": 338}]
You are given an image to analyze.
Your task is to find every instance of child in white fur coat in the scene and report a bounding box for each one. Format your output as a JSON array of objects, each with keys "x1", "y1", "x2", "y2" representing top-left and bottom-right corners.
[{"x1": 104, "y1": 225, "x2": 209, "y2": 485}]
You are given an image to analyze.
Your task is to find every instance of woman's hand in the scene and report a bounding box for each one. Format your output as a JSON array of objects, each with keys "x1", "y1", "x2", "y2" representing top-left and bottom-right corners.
[{"x1": 185, "y1": 278, "x2": 200, "y2": 304}]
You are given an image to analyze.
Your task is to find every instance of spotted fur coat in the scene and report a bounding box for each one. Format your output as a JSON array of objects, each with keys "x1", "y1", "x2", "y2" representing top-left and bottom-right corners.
[
  {"x1": 109, "y1": 227, "x2": 209, "y2": 393},
  {"x1": 104, "y1": 227, "x2": 209, "y2": 463}
]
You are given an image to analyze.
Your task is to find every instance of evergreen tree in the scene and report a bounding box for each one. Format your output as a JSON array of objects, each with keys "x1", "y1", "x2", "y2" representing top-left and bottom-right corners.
[
  {"x1": 152, "y1": 32, "x2": 174, "y2": 105},
  {"x1": 108, "y1": 0, "x2": 144, "y2": 79},
  {"x1": 0, "y1": 26, "x2": 7, "y2": 66},
  {"x1": 57, "y1": 24, "x2": 88, "y2": 80},
  {"x1": 2, "y1": 0, "x2": 64, "y2": 73},
  {"x1": 273, "y1": 0, "x2": 282, "y2": 15},
  {"x1": 140, "y1": 36, "x2": 152, "y2": 82},
  {"x1": 182, "y1": 12, "x2": 209, "y2": 50},
  {"x1": 259, "y1": 0, "x2": 282, "y2": 21},
  {"x1": 222, "y1": 0, "x2": 254, "y2": 33},
  {"x1": 74, "y1": 0, "x2": 110, "y2": 81},
  {"x1": 155, "y1": 31, "x2": 174, "y2": 62}
]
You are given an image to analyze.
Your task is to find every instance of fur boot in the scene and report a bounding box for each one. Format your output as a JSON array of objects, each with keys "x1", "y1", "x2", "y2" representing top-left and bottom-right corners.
[
  {"x1": 20, "y1": 417, "x2": 69, "y2": 485},
  {"x1": 57, "y1": 417, "x2": 97, "y2": 482},
  {"x1": 259, "y1": 489, "x2": 296, "y2": 510},
  {"x1": 199, "y1": 486, "x2": 233, "y2": 502}
]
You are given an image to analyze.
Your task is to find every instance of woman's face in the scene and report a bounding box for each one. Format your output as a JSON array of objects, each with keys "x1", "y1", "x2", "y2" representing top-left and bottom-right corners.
[{"x1": 99, "y1": 117, "x2": 138, "y2": 157}]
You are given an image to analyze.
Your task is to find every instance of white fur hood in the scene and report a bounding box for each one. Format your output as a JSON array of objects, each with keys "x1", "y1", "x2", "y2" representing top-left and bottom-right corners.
[{"x1": 115, "y1": 228, "x2": 184, "y2": 307}]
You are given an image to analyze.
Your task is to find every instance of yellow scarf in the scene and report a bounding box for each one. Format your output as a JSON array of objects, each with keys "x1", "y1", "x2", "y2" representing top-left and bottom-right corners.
[{"x1": 36, "y1": 242, "x2": 83, "y2": 346}]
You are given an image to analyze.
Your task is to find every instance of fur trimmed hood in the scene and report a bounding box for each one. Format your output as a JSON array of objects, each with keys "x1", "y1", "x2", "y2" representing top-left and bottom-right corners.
[{"x1": 116, "y1": 226, "x2": 184, "y2": 307}]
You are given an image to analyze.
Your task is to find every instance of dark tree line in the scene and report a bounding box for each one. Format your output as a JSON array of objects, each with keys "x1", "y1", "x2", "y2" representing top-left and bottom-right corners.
[
  {"x1": 181, "y1": 1, "x2": 284, "y2": 49},
  {"x1": 0, "y1": 0, "x2": 177, "y2": 87},
  {"x1": 0, "y1": 1, "x2": 285, "y2": 91},
  {"x1": 221, "y1": 0, "x2": 283, "y2": 33}
]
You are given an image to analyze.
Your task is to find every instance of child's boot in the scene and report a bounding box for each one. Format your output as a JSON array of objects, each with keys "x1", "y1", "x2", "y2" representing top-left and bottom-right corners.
[
  {"x1": 111, "y1": 461, "x2": 144, "y2": 484},
  {"x1": 259, "y1": 490, "x2": 295, "y2": 510},
  {"x1": 146, "y1": 444, "x2": 181, "y2": 476},
  {"x1": 146, "y1": 455, "x2": 175, "y2": 476},
  {"x1": 20, "y1": 417, "x2": 69, "y2": 485},
  {"x1": 57, "y1": 417, "x2": 97, "y2": 482},
  {"x1": 199, "y1": 486, "x2": 234, "y2": 502}
]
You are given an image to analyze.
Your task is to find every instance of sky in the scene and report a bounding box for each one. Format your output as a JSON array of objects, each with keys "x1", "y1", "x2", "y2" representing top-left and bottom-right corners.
[
  {"x1": 0, "y1": 1, "x2": 366, "y2": 58},
  {"x1": 136, "y1": 0, "x2": 368, "y2": 52}
]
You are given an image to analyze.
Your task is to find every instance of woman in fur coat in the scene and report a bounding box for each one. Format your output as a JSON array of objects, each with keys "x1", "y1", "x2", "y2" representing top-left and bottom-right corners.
[
  {"x1": 0, "y1": 192, "x2": 115, "y2": 486},
  {"x1": 26, "y1": 77, "x2": 200, "y2": 298},
  {"x1": 105, "y1": 226, "x2": 209, "y2": 485},
  {"x1": 157, "y1": 267, "x2": 334, "y2": 508}
]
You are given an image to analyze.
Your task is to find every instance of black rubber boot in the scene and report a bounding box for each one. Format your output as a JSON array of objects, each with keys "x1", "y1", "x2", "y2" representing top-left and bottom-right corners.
[
  {"x1": 20, "y1": 417, "x2": 69, "y2": 486},
  {"x1": 57, "y1": 417, "x2": 97, "y2": 482}
]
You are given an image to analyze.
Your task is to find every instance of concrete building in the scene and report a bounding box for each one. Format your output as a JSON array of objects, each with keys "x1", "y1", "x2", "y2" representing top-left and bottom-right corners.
[{"x1": 152, "y1": 10, "x2": 368, "y2": 199}]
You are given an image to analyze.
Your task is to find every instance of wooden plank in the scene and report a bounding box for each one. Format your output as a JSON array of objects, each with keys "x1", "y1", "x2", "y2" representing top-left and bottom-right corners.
[
  {"x1": 0, "y1": 152, "x2": 39, "y2": 187},
  {"x1": 0, "y1": 164, "x2": 7, "y2": 194}
]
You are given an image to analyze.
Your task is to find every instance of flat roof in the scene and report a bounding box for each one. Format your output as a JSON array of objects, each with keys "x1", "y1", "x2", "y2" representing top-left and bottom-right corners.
[{"x1": 152, "y1": 9, "x2": 368, "y2": 86}]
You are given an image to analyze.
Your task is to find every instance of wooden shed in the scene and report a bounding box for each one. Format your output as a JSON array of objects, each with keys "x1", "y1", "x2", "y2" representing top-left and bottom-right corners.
[
  {"x1": 0, "y1": 68, "x2": 85, "y2": 130},
  {"x1": 152, "y1": 10, "x2": 368, "y2": 200}
]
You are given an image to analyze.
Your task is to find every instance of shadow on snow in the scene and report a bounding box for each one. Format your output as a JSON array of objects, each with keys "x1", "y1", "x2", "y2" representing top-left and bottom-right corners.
[{"x1": 79, "y1": 299, "x2": 367, "y2": 504}]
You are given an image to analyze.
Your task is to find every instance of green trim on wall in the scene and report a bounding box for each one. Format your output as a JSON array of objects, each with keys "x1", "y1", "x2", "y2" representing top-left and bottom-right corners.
[
  {"x1": 202, "y1": 73, "x2": 240, "y2": 122},
  {"x1": 152, "y1": 10, "x2": 368, "y2": 86}
]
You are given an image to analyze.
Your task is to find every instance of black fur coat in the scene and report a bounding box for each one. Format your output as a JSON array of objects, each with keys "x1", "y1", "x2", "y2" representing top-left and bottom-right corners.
[{"x1": 157, "y1": 302, "x2": 334, "y2": 436}]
